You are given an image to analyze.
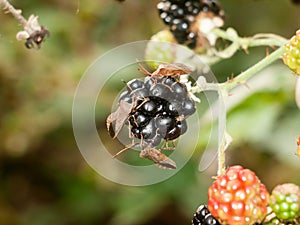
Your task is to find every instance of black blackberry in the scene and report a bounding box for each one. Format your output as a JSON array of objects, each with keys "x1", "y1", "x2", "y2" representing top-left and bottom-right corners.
[
  {"x1": 127, "y1": 79, "x2": 144, "y2": 91},
  {"x1": 155, "y1": 116, "x2": 176, "y2": 137},
  {"x1": 140, "y1": 120, "x2": 156, "y2": 139},
  {"x1": 150, "y1": 83, "x2": 172, "y2": 99},
  {"x1": 131, "y1": 126, "x2": 141, "y2": 139},
  {"x1": 157, "y1": 0, "x2": 224, "y2": 49},
  {"x1": 192, "y1": 205, "x2": 220, "y2": 225},
  {"x1": 171, "y1": 81, "x2": 188, "y2": 98},
  {"x1": 119, "y1": 74, "x2": 196, "y2": 148},
  {"x1": 144, "y1": 76, "x2": 155, "y2": 89},
  {"x1": 129, "y1": 112, "x2": 149, "y2": 128},
  {"x1": 139, "y1": 99, "x2": 157, "y2": 116},
  {"x1": 203, "y1": 214, "x2": 221, "y2": 225},
  {"x1": 182, "y1": 98, "x2": 196, "y2": 116},
  {"x1": 291, "y1": 0, "x2": 300, "y2": 4},
  {"x1": 131, "y1": 87, "x2": 149, "y2": 100},
  {"x1": 118, "y1": 90, "x2": 133, "y2": 103},
  {"x1": 165, "y1": 100, "x2": 181, "y2": 116}
]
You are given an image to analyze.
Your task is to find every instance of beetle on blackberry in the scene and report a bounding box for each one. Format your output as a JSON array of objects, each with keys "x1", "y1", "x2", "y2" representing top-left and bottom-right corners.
[{"x1": 106, "y1": 63, "x2": 197, "y2": 169}]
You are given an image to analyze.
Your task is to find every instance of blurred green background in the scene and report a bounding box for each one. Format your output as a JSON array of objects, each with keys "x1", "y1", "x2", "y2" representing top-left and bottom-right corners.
[{"x1": 0, "y1": 0, "x2": 300, "y2": 225}]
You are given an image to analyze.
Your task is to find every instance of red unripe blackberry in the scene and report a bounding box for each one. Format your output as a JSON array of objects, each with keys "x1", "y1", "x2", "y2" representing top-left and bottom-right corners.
[{"x1": 208, "y1": 165, "x2": 270, "y2": 225}]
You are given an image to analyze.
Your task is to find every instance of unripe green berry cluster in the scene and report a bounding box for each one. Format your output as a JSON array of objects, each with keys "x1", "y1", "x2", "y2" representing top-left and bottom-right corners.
[
  {"x1": 283, "y1": 30, "x2": 300, "y2": 75},
  {"x1": 270, "y1": 183, "x2": 300, "y2": 222}
]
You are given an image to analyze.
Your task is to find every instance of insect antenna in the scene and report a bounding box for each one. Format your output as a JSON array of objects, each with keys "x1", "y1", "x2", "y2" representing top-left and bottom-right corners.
[{"x1": 137, "y1": 62, "x2": 152, "y2": 76}]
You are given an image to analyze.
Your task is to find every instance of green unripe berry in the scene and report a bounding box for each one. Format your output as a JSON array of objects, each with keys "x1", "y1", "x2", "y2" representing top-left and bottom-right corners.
[
  {"x1": 283, "y1": 30, "x2": 300, "y2": 75},
  {"x1": 270, "y1": 183, "x2": 300, "y2": 222}
]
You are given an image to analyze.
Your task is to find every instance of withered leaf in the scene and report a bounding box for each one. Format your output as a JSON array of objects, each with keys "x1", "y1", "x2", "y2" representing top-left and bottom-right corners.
[
  {"x1": 139, "y1": 147, "x2": 177, "y2": 170},
  {"x1": 106, "y1": 100, "x2": 134, "y2": 138}
]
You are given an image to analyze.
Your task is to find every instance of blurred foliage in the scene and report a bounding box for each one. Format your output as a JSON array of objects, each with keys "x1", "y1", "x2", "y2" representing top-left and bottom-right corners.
[{"x1": 0, "y1": 0, "x2": 300, "y2": 225}]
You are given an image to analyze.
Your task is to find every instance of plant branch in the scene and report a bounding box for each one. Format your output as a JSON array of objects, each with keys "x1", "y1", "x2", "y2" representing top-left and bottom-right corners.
[
  {"x1": 213, "y1": 28, "x2": 287, "y2": 47},
  {"x1": 217, "y1": 89, "x2": 227, "y2": 175},
  {"x1": 0, "y1": 0, "x2": 27, "y2": 26},
  {"x1": 210, "y1": 28, "x2": 287, "y2": 60},
  {"x1": 191, "y1": 30, "x2": 287, "y2": 175},
  {"x1": 220, "y1": 45, "x2": 286, "y2": 91}
]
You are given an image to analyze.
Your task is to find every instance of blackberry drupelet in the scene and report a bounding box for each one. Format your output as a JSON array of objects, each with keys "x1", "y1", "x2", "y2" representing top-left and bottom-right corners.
[
  {"x1": 282, "y1": 30, "x2": 300, "y2": 75},
  {"x1": 118, "y1": 75, "x2": 196, "y2": 148},
  {"x1": 192, "y1": 205, "x2": 221, "y2": 225},
  {"x1": 157, "y1": 0, "x2": 224, "y2": 49}
]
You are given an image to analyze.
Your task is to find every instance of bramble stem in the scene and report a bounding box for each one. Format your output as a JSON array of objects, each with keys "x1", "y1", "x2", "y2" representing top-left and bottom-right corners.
[
  {"x1": 220, "y1": 45, "x2": 285, "y2": 91},
  {"x1": 217, "y1": 89, "x2": 226, "y2": 175},
  {"x1": 213, "y1": 28, "x2": 287, "y2": 48},
  {"x1": 0, "y1": 0, "x2": 27, "y2": 26},
  {"x1": 192, "y1": 28, "x2": 287, "y2": 175}
]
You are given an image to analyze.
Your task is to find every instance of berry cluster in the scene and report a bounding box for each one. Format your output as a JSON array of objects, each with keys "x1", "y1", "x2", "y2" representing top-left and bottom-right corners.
[
  {"x1": 157, "y1": 0, "x2": 224, "y2": 49},
  {"x1": 207, "y1": 165, "x2": 270, "y2": 225},
  {"x1": 118, "y1": 76, "x2": 196, "y2": 147},
  {"x1": 282, "y1": 29, "x2": 300, "y2": 75},
  {"x1": 270, "y1": 183, "x2": 300, "y2": 222},
  {"x1": 192, "y1": 205, "x2": 220, "y2": 225}
]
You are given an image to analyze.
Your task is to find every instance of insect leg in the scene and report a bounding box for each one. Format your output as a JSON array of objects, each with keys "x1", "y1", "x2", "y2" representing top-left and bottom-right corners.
[{"x1": 113, "y1": 142, "x2": 139, "y2": 158}]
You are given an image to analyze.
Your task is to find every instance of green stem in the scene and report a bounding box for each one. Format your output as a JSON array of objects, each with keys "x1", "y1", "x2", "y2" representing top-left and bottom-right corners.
[
  {"x1": 220, "y1": 45, "x2": 285, "y2": 91},
  {"x1": 247, "y1": 38, "x2": 285, "y2": 48},
  {"x1": 213, "y1": 28, "x2": 287, "y2": 47},
  {"x1": 217, "y1": 89, "x2": 227, "y2": 175}
]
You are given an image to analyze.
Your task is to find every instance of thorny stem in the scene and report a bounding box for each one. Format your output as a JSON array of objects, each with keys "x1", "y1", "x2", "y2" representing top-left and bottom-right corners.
[
  {"x1": 200, "y1": 28, "x2": 287, "y2": 66},
  {"x1": 191, "y1": 28, "x2": 287, "y2": 175},
  {"x1": 217, "y1": 89, "x2": 227, "y2": 175},
  {"x1": 220, "y1": 45, "x2": 286, "y2": 91},
  {"x1": 213, "y1": 28, "x2": 287, "y2": 48},
  {"x1": 0, "y1": 0, "x2": 27, "y2": 26}
]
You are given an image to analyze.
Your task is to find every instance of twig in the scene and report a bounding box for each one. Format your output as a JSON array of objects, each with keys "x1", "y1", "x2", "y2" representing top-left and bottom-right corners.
[
  {"x1": 220, "y1": 46, "x2": 285, "y2": 91},
  {"x1": 0, "y1": 0, "x2": 27, "y2": 26},
  {"x1": 1, "y1": 0, "x2": 50, "y2": 49},
  {"x1": 191, "y1": 30, "x2": 287, "y2": 174},
  {"x1": 211, "y1": 28, "x2": 287, "y2": 59}
]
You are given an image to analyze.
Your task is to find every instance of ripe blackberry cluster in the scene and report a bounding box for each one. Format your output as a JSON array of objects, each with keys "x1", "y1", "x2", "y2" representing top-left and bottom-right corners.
[
  {"x1": 192, "y1": 205, "x2": 220, "y2": 225},
  {"x1": 157, "y1": 0, "x2": 224, "y2": 49},
  {"x1": 118, "y1": 76, "x2": 196, "y2": 147}
]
